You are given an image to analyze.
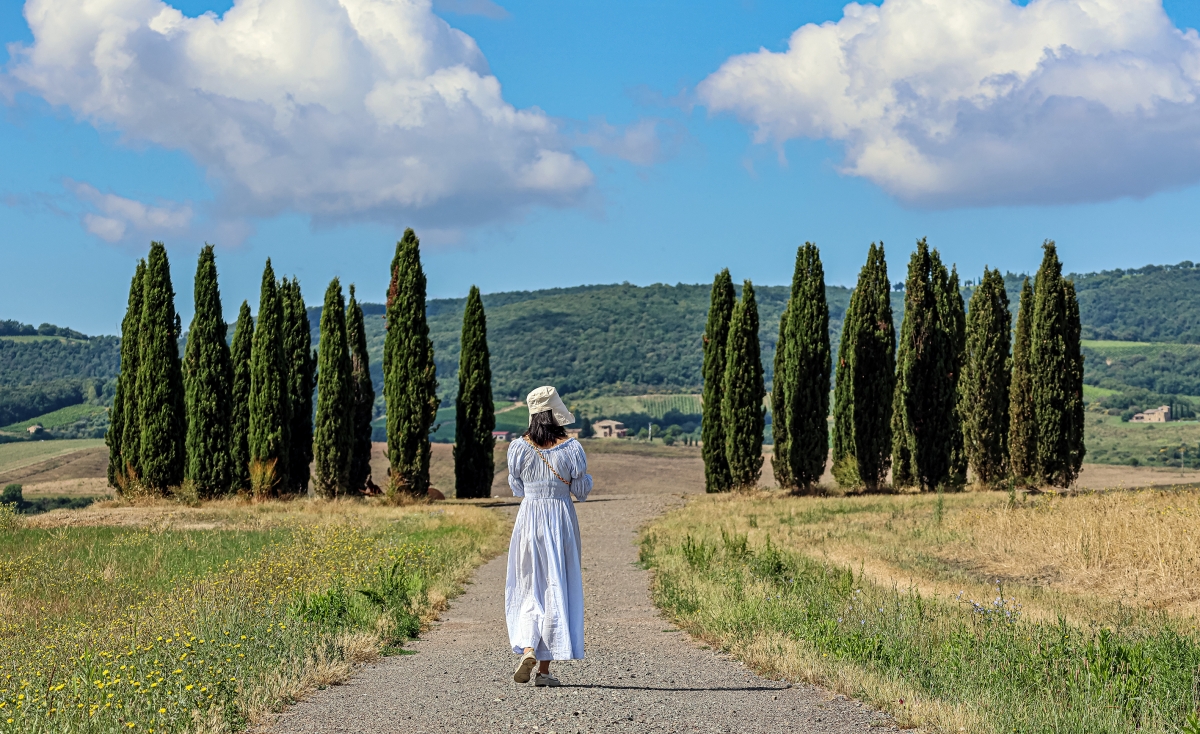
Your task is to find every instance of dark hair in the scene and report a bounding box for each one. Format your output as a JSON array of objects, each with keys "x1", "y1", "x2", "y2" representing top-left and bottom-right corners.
[{"x1": 524, "y1": 410, "x2": 568, "y2": 447}]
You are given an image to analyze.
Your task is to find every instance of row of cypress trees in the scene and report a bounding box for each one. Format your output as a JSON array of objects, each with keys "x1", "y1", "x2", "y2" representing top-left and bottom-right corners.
[
  {"x1": 106, "y1": 229, "x2": 496, "y2": 500},
  {"x1": 701, "y1": 239, "x2": 1084, "y2": 493},
  {"x1": 106, "y1": 244, "x2": 371, "y2": 497}
]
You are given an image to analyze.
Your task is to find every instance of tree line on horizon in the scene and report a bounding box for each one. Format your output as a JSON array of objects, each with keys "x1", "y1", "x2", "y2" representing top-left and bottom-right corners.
[
  {"x1": 702, "y1": 239, "x2": 1085, "y2": 492},
  {"x1": 103, "y1": 230, "x2": 499, "y2": 500}
]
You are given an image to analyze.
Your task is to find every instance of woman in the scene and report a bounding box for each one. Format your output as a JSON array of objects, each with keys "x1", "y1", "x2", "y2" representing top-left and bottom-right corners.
[{"x1": 506, "y1": 386, "x2": 593, "y2": 687}]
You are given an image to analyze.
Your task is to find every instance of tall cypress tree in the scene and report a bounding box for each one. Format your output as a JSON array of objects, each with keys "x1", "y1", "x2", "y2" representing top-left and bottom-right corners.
[
  {"x1": 136, "y1": 242, "x2": 187, "y2": 493},
  {"x1": 1064, "y1": 280, "x2": 1086, "y2": 483},
  {"x1": 346, "y1": 285, "x2": 375, "y2": 492},
  {"x1": 281, "y1": 278, "x2": 315, "y2": 494},
  {"x1": 777, "y1": 243, "x2": 831, "y2": 490},
  {"x1": 230, "y1": 302, "x2": 254, "y2": 492},
  {"x1": 107, "y1": 260, "x2": 145, "y2": 490},
  {"x1": 1009, "y1": 278, "x2": 1037, "y2": 482},
  {"x1": 384, "y1": 228, "x2": 438, "y2": 495},
  {"x1": 702, "y1": 269, "x2": 736, "y2": 493},
  {"x1": 1031, "y1": 241, "x2": 1084, "y2": 487},
  {"x1": 892, "y1": 241, "x2": 958, "y2": 491},
  {"x1": 938, "y1": 262, "x2": 967, "y2": 485},
  {"x1": 834, "y1": 244, "x2": 895, "y2": 490},
  {"x1": 771, "y1": 298, "x2": 793, "y2": 488},
  {"x1": 722, "y1": 281, "x2": 765, "y2": 489},
  {"x1": 183, "y1": 245, "x2": 234, "y2": 497},
  {"x1": 455, "y1": 286, "x2": 496, "y2": 499},
  {"x1": 962, "y1": 267, "x2": 1011, "y2": 485},
  {"x1": 249, "y1": 259, "x2": 290, "y2": 493},
  {"x1": 313, "y1": 278, "x2": 353, "y2": 498}
]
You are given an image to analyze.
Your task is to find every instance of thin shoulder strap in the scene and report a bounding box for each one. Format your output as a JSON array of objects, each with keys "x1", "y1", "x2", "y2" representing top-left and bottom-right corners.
[{"x1": 522, "y1": 437, "x2": 571, "y2": 486}]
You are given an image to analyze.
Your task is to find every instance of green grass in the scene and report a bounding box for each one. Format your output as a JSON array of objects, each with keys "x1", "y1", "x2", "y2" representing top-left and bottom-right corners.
[
  {"x1": 0, "y1": 438, "x2": 105, "y2": 474},
  {"x1": 1, "y1": 403, "x2": 108, "y2": 432},
  {"x1": 643, "y1": 504, "x2": 1200, "y2": 734},
  {"x1": 1084, "y1": 413, "x2": 1200, "y2": 467},
  {"x1": 1083, "y1": 384, "x2": 1119, "y2": 402},
  {"x1": 1082, "y1": 340, "x2": 1200, "y2": 357},
  {"x1": 568, "y1": 393, "x2": 702, "y2": 420},
  {"x1": 423, "y1": 402, "x2": 529, "y2": 442},
  {"x1": 0, "y1": 502, "x2": 503, "y2": 733}
]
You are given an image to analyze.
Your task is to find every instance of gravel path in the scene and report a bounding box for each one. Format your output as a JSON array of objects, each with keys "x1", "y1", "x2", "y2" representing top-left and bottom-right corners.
[{"x1": 271, "y1": 455, "x2": 892, "y2": 733}]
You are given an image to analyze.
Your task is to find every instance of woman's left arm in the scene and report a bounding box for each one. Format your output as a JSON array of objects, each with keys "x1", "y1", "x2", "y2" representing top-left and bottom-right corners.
[{"x1": 567, "y1": 442, "x2": 593, "y2": 501}]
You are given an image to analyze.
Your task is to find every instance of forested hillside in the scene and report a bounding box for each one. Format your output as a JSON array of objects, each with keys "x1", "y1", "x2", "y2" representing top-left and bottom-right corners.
[{"x1": 4, "y1": 259, "x2": 1200, "y2": 432}]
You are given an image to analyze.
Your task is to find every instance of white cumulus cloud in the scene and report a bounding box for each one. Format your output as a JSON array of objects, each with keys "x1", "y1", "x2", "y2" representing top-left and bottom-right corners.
[
  {"x1": 10, "y1": 0, "x2": 593, "y2": 232},
  {"x1": 69, "y1": 181, "x2": 194, "y2": 243},
  {"x1": 698, "y1": 0, "x2": 1200, "y2": 207}
]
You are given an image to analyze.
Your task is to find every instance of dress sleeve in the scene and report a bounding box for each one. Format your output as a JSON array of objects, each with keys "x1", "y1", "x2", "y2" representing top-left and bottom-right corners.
[
  {"x1": 567, "y1": 441, "x2": 593, "y2": 502},
  {"x1": 507, "y1": 441, "x2": 526, "y2": 497}
]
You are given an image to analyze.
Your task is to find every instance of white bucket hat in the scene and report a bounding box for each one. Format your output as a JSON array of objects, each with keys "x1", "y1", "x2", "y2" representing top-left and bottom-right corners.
[{"x1": 526, "y1": 386, "x2": 575, "y2": 426}]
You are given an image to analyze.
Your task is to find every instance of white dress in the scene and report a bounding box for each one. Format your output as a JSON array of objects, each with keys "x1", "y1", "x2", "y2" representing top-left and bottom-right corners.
[{"x1": 505, "y1": 437, "x2": 593, "y2": 661}]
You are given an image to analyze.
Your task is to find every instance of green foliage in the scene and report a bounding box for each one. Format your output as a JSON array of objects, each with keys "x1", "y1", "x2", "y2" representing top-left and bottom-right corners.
[
  {"x1": 771, "y1": 295, "x2": 793, "y2": 488},
  {"x1": 702, "y1": 270, "x2": 735, "y2": 493},
  {"x1": 0, "y1": 338, "x2": 119, "y2": 389},
  {"x1": 721, "y1": 281, "x2": 765, "y2": 489},
  {"x1": 229, "y1": 302, "x2": 254, "y2": 492},
  {"x1": 834, "y1": 244, "x2": 895, "y2": 490},
  {"x1": 249, "y1": 260, "x2": 290, "y2": 491},
  {"x1": 0, "y1": 380, "x2": 88, "y2": 428},
  {"x1": 184, "y1": 245, "x2": 234, "y2": 497},
  {"x1": 384, "y1": 229, "x2": 438, "y2": 496},
  {"x1": 346, "y1": 286, "x2": 375, "y2": 492},
  {"x1": 939, "y1": 264, "x2": 967, "y2": 485},
  {"x1": 107, "y1": 261, "x2": 144, "y2": 487},
  {"x1": 454, "y1": 286, "x2": 495, "y2": 499},
  {"x1": 962, "y1": 268, "x2": 1011, "y2": 485},
  {"x1": 892, "y1": 241, "x2": 960, "y2": 491},
  {"x1": 0, "y1": 402, "x2": 107, "y2": 434},
  {"x1": 313, "y1": 279, "x2": 353, "y2": 498},
  {"x1": 787, "y1": 244, "x2": 831, "y2": 489},
  {"x1": 1070, "y1": 260, "x2": 1200, "y2": 342},
  {"x1": 1082, "y1": 341, "x2": 1200, "y2": 396},
  {"x1": 0, "y1": 320, "x2": 87, "y2": 339},
  {"x1": 1009, "y1": 278, "x2": 1038, "y2": 481},
  {"x1": 1032, "y1": 242, "x2": 1085, "y2": 487},
  {"x1": 0, "y1": 483, "x2": 96, "y2": 515},
  {"x1": 281, "y1": 278, "x2": 315, "y2": 494},
  {"x1": 136, "y1": 243, "x2": 186, "y2": 493}
]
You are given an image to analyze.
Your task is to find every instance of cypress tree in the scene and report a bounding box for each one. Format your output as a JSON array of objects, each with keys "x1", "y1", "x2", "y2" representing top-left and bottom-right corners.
[
  {"x1": 722, "y1": 281, "x2": 765, "y2": 489},
  {"x1": 787, "y1": 244, "x2": 831, "y2": 489},
  {"x1": 834, "y1": 244, "x2": 895, "y2": 490},
  {"x1": 702, "y1": 269, "x2": 735, "y2": 493},
  {"x1": 1064, "y1": 280, "x2": 1086, "y2": 482},
  {"x1": 771, "y1": 298, "x2": 793, "y2": 488},
  {"x1": 249, "y1": 259, "x2": 290, "y2": 493},
  {"x1": 136, "y1": 242, "x2": 187, "y2": 493},
  {"x1": 107, "y1": 260, "x2": 145, "y2": 490},
  {"x1": 281, "y1": 278, "x2": 315, "y2": 494},
  {"x1": 1031, "y1": 241, "x2": 1084, "y2": 487},
  {"x1": 938, "y1": 261, "x2": 967, "y2": 485},
  {"x1": 313, "y1": 278, "x2": 353, "y2": 498},
  {"x1": 183, "y1": 245, "x2": 234, "y2": 497},
  {"x1": 962, "y1": 267, "x2": 1011, "y2": 485},
  {"x1": 383, "y1": 228, "x2": 439, "y2": 495},
  {"x1": 454, "y1": 286, "x2": 496, "y2": 499},
  {"x1": 346, "y1": 285, "x2": 375, "y2": 493},
  {"x1": 1009, "y1": 278, "x2": 1037, "y2": 481},
  {"x1": 230, "y1": 302, "x2": 254, "y2": 492},
  {"x1": 892, "y1": 241, "x2": 958, "y2": 491}
]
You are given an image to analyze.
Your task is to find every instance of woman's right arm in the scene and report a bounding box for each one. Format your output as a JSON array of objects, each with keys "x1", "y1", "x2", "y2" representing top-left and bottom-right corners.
[{"x1": 507, "y1": 441, "x2": 526, "y2": 497}]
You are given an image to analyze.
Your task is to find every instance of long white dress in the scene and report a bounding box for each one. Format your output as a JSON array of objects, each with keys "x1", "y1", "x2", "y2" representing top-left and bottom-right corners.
[{"x1": 505, "y1": 437, "x2": 593, "y2": 661}]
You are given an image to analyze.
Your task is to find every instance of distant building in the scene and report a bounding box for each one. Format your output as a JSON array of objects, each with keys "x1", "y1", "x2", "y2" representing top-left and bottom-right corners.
[
  {"x1": 592, "y1": 419, "x2": 627, "y2": 439},
  {"x1": 1131, "y1": 405, "x2": 1171, "y2": 423},
  {"x1": 492, "y1": 430, "x2": 513, "y2": 441},
  {"x1": 565, "y1": 428, "x2": 582, "y2": 439},
  {"x1": 26, "y1": 424, "x2": 43, "y2": 435}
]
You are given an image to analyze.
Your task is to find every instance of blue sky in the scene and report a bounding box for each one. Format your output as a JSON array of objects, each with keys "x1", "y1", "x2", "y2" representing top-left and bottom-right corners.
[{"x1": 3, "y1": 0, "x2": 1200, "y2": 335}]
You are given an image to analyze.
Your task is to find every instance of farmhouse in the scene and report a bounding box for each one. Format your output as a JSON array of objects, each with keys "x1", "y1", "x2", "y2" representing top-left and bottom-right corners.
[
  {"x1": 592, "y1": 419, "x2": 627, "y2": 438},
  {"x1": 492, "y1": 430, "x2": 513, "y2": 441},
  {"x1": 1131, "y1": 405, "x2": 1171, "y2": 423}
]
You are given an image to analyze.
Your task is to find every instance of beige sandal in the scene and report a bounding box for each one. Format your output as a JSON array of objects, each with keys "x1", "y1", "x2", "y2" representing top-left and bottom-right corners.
[{"x1": 513, "y1": 651, "x2": 537, "y2": 683}]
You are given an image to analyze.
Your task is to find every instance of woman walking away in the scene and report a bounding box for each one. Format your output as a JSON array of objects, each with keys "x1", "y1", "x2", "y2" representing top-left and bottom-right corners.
[{"x1": 506, "y1": 386, "x2": 593, "y2": 687}]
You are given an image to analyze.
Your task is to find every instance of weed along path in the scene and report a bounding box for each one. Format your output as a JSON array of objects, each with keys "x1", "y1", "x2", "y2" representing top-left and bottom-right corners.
[{"x1": 271, "y1": 452, "x2": 890, "y2": 733}]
